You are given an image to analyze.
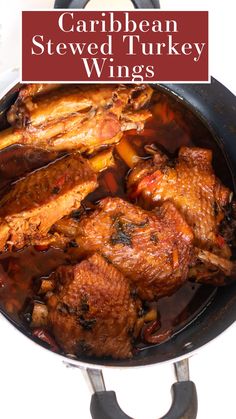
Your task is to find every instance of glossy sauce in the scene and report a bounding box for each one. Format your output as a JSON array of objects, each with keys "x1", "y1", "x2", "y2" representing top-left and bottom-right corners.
[{"x1": 0, "y1": 88, "x2": 232, "y2": 352}]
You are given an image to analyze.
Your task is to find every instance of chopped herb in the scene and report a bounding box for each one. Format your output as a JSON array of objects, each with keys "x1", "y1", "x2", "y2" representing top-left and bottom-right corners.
[
  {"x1": 80, "y1": 296, "x2": 89, "y2": 313},
  {"x1": 68, "y1": 240, "x2": 78, "y2": 248},
  {"x1": 52, "y1": 186, "x2": 60, "y2": 195},
  {"x1": 71, "y1": 209, "x2": 83, "y2": 220},
  {"x1": 130, "y1": 288, "x2": 138, "y2": 300},
  {"x1": 213, "y1": 201, "x2": 219, "y2": 216},
  {"x1": 110, "y1": 214, "x2": 149, "y2": 247},
  {"x1": 150, "y1": 233, "x2": 159, "y2": 243},
  {"x1": 57, "y1": 302, "x2": 71, "y2": 315},
  {"x1": 110, "y1": 218, "x2": 132, "y2": 246},
  {"x1": 110, "y1": 229, "x2": 132, "y2": 246},
  {"x1": 78, "y1": 316, "x2": 96, "y2": 330},
  {"x1": 127, "y1": 219, "x2": 149, "y2": 229},
  {"x1": 75, "y1": 340, "x2": 91, "y2": 355},
  {"x1": 138, "y1": 307, "x2": 145, "y2": 318}
]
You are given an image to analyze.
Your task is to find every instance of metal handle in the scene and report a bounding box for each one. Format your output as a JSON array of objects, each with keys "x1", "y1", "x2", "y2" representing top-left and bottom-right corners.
[
  {"x1": 86, "y1": 359, "x2": 198, "y2": 419},
  {"x1": 54, "y1": 0, "x2": 160, "y2": 9}
]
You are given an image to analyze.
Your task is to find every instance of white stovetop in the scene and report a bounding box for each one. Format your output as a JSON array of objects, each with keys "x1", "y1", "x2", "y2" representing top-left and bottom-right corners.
[{"x1": 0, "y1": 1, "x2": 235, "y2": 418}]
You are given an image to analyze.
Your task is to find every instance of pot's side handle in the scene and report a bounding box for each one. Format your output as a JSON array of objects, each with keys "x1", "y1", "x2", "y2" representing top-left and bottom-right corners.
[
  {"x1": 90, "y1": 382, "x2": 197, "y2": 419},
  {"x1": 54, "y1": 0, "x2": 160, "y2": 9},
  {"x1": 160, "y1": 381, "x2": 197, "y2": 419},
  {"x1": 90, "y1": 391, "x2": 133, "y2": 419},
  {"x1": 87, "y1": 360, "x2": 198, "y2": 419}
]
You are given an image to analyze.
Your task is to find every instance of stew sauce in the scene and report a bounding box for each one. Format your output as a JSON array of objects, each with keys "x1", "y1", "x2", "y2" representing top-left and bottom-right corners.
[{"x1": 0, "y1": 88, "x2": 232, "y2": 352}]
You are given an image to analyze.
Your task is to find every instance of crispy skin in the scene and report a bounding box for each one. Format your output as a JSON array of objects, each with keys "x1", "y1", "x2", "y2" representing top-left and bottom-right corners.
[
  {"x1": 47, "y1": 253, "x2": 139, "y2": 359},
  {"x1": 3, "y1": 84, "x2": 153, "y2": 153},
  {"x1": 128, "y1": 147, "x2": 232, "y2": 257},
  {"x1": 0, "y1": 154, "x2": 97, "y2": 251},
  {"x1": 72, "y1": 198, "x2": 194, "y2": 300}
]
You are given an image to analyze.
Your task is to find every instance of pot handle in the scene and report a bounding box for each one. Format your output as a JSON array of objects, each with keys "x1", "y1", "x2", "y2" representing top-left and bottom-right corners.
[
  {"x1": 86, "y1": 359, "x2": 198, "y2": 419},
  {"x1": 54, "y1": 0, "x2": 160, "y2": 9}
]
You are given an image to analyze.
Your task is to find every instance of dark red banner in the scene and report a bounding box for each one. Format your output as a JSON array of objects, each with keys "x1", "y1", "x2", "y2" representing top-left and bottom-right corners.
[{"x1": 22, "y1": 11, "x2": 208, "y2": 83}]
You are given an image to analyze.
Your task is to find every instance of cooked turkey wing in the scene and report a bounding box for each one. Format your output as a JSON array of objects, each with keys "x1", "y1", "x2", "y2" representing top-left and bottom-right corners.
[
  {"x1": 0, "y1": 108, "x2": 151, "y2": 153},
  {"x1": 2, "y1": 84, "x2": 152, "y2": 153},
  {"x1": 128, "y1": 146, "x2": 232, "y2": 258},
  {"x1": 69, "y1": 197, "x2": 194, "y2": 300},
  {"x1": 0, "y1": 154, "x2": 97, "y2": 252},
  {"x1": 21, "y1": 113, "x2": 91, "y2": 146},
  {"x1": 8, "y1": 84, "x2": 114, "y2": 127},
  {"x1": 47, "y1": 253, "x2": 140, "y2": 359},
  {"x1": 46, "y1": 109, "x2": 123, "y2": 152}
]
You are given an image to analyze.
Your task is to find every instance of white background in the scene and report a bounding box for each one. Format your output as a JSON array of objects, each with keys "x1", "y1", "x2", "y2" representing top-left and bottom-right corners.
[{"x1": 0, "y1": 1, "x2": 236, "y2": 419}]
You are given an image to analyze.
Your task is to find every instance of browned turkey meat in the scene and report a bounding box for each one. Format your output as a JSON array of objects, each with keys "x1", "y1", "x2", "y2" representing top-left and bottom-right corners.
[
  {"x1": 127, "y1": 146, "x2": 235, "y2": 279},
  {"x1": 0, "y1": 84, "x2": 153, "y2": 153},
  {"x1": 0, "y1": 81, "x2": 235, "y2": 362},
  {"x1": 52, "y1": 197, "x2": 194, "y2": 300},
  {"x1": 0, "y1": 154, "x2": 97, "y2": 251},
  {"x1": 47, "y1": 253, "x2": 141, "y2": 359}
]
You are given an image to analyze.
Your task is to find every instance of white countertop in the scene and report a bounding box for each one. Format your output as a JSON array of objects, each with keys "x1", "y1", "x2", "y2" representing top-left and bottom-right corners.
[{"x1": 0, "y1": 1, "x2": 235, "y2": 418}]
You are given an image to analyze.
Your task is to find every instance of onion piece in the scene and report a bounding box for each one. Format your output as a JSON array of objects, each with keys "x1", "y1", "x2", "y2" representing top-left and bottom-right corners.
[
  {"x1": 89, "y1": 148, "x2": 115, "y2": 173},
  {"x1": 116, "y1": 137, "x2": 140, "y2": 168},
  {"x1": 31, "y1": 302, "x2": 48, "y2": 328},
  {"x1": 37, "y1": 278, "x2": 56, "y2": 295}
]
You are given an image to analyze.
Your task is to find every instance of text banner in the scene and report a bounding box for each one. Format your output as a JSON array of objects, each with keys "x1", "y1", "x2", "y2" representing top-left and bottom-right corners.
[{"x1": 22, "y1": 11, "x2": 209, "y2": 83}]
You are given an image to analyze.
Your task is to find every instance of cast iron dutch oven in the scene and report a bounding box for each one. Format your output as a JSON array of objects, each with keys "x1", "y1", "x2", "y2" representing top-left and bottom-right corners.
[{"x1": 0, "y1": 0, "x2": 236, "y2": 417}]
